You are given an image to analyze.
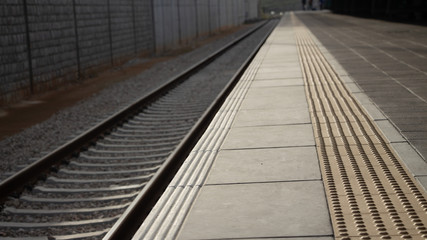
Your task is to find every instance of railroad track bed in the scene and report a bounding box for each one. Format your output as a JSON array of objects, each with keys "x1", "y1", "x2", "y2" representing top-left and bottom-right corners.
[{"x1": 0, "y1": 21, "x2": 277, "y2": 239}]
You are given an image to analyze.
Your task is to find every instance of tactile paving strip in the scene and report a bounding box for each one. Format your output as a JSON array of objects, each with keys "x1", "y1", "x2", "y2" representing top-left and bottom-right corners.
[{"x1": 292, "y1": 13, "x2": 427, "y2": 240}]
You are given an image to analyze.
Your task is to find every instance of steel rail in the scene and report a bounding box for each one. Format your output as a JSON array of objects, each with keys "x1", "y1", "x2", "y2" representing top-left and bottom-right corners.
[
  {"x1": 103, "y1": 20, "x2": 277, "y2": 240},
  {"x1": 0, "y1": 21, "x2": 268, "y2": 203}
]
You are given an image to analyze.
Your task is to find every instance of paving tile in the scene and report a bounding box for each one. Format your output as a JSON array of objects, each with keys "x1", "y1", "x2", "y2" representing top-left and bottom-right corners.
[
  {"x1": 260, "y1": 62, "x2": 301, "y2": 68},
  {"x1": 390, "y1": 142, "x2": 427, "y2": 177},
  {"x1": 403, "y1": 132, "x2": 427, "y2": 140},
  {"x1": 411, "y1": 140, "x2": 427, "y2": 160},
  {"x1": 243, "y1": 238, "x2": 333, "y2": 240},
  {"x1": 343, "y1": 82, "x2": 363, "y2": 93},
  {"x1": 233, "y1": 106, "x2": 310, "y2": 126},
  {"x1": 374, "y1": 120, "x2": 406, "y2": 143},
  {"x1": 360, "y1": 102, "x2": 387, "y2": 121},
  {"x1": 239, "y1": 95, "x2": 308, "y2": 111},
  {"x1": 397, "y1": 124, "x2": 427, "y2": 132},
  {"x1": 391, "y1": 117, "x2": 427, "y2": 125},
  {"x1": 245, "y1": 85, "x2": 305, "y2": 98},
  {"x1": 206, "y1": 147, "x2": 321, "y2": 184},
  {"x1": 177, "y1": 181, "x2": 332, "y2": 240},
  {"x1": 416, "y1": 176, "x2": 427, "y2": 192},
  {"x1": 352, "y1": 92, "x2": 373, "y2": 104},
  {"x1": 382, "y1": 108, "x2": 427, "y2": 118},
  {"x1": 263, "y1": 57, "x2": 299, "y2": 63},
  {"x1": 266, "y1": 53, "x2": 299, "y2": 59},
  {"x1": 221, "y1": 124, "x2": 315, "y2": 150},
  {"x1": 339, "y1": 75, "x2": 356, "y2": 83},
  {"x1": 203, "y1": 238, "x2": 333, "y2": 240},
  {"x1": 255, "y1": 71, "x2": 303, "y2": 80},
  {"x1": 251, "y1": 78, "x2": 304, "y2": 87},
  {"x1": 257, "y1": 66, "x2": 301, "y2": 74},
  {"x1": 240, "y1": 86, "x2": 308, "y2": 110},
  {"x1": 267, "y1": 50, "x2": 298, "y2": 55},
  {"x1": 382, "y1": 111, "x2": 427, "y2": 118}
]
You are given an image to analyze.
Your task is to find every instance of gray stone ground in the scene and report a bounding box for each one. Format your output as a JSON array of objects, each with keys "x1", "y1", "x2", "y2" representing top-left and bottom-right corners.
[{"x1": 298, "y1": 12, "x2": 427, "y2": 161}]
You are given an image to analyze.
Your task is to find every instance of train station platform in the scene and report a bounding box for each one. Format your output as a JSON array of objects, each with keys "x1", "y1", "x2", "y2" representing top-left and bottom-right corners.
[{"x1": 132, "y1": 11, "x2": 427, "y2": 239}]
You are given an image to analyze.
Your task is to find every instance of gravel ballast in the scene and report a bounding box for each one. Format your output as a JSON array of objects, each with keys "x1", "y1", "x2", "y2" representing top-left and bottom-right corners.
[{"x1": 0, "y1": 23, "x2": 261, "y2": 182}]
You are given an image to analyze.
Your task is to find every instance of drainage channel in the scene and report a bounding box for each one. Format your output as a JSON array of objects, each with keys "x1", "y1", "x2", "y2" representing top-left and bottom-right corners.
[{"x1": 293, "y1": 13, "x2": 427, "y2": 239}]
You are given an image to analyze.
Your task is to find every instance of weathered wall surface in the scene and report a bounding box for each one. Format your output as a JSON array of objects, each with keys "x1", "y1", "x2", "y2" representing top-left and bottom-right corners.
[
  {"x1": 27, "y1": 0, "x2": 78, "y2": 93},
  {"x1": 153, "y1": 0, "x2": 259, "y2": 52},
  {"x1": 0, "y1": 0, "x2": 154, "y2": 105},
  {"x1": 1, "y1": 0, "x2": 32, "y2": 103},
  {"x1": 1, "y1": 0, "x2": 258, "y2": 105}
]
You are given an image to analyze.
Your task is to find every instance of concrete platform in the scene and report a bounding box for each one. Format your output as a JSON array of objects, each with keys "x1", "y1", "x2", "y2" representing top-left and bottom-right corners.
[
  {"x1": 132, "y1": 11, "x2": 427, "y2": 240},
  {"x1": 296, "y1": 11, "x2": 427, "y2": 161}
]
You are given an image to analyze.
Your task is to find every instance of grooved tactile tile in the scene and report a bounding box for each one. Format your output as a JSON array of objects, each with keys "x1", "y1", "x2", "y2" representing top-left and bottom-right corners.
[{"x1": 292, "y1": 13, "x2": 427, "y2": 240}]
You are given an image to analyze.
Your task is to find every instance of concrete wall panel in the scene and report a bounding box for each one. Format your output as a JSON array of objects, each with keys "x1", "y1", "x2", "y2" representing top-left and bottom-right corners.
[
  {"x1": 76, "y1": 0, "x2": 111, "y2": 74},
  {"x1": 27, "y1": 0, "x2": 77, "y2": 92},
  {"x1": 1, "y1": 0, "x2": 258, "y2": 104},
  {"x1": 0, "y1": 0, "x2": 30, "y2": 103}
]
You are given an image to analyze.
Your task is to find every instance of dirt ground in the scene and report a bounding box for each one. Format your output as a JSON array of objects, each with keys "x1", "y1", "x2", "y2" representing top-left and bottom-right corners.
[{"x1": 0, "y1": 26, "x2": 247, "y2": 141}]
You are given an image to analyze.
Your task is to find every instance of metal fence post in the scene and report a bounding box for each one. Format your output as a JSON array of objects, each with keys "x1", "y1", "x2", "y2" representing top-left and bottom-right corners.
[
  {"x1": 72, "y1": 0, "x2": 81, "y2": 79},
  {"x1": 177, "y1": 0, "x2": 182, "y2": 45},
  {"x1": 107, "y1": 0, "x2": 114, "y2": 65},
  {"x1": 132, "y1": 0, "x2": 137, "y2": 54},
  {"x1": 195, "y1": 0, "x2": 199, "y2": 38},
  {"x1": 22, "y1": 0, "x2": 34, "y2": 93}
]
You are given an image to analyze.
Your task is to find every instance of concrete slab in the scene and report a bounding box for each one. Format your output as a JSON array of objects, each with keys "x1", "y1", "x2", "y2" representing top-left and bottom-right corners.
[
  {"x1": 262, "y1": 56, "x2": 298, "y2": 62},
  {"x1": 339, "y1": 75, "x2": 356, "y2": 83},
  {"x1": 206, "y1": 147, "x2": 321, "y2": 184},
  {"x1": 416, "y1": 176, "x2": 427, "y2": 192},
  {"x1": 352, "y1": 92, "x2": 373, "y2": 104},
  {"x1": 215, "y1": 238, "x2": 333, "y2": 240},
  {"x1": 391, "y1": 142, "x2": 427, "y2": 177},
  {"x1": 239, "y1": 95, "x2": 308, "y2": 110},
  {"x1": 257, "y1": 66, "x2": 302, "y2": 74},
  {"x1": 266, "y1": 50, "x2": 298, "y2": 56},
  {"x1": 301, "y1": 12, "x2": 427, "y2": 162},
  {"x1": 233, "y1": 108, "x2": 310, "y2": 127},
  {"x1": 248, "y1": 238, "x2": 333, "y2": 240},
  {"x1": 262, "y1": 59, "x2": 300, "y2": 64},
  {"x1": 360, "y1": 103, "x2": 387, "y2": 121},
  {"x1": 251, "y1": 78, "x2": 304, "y2": 87},
  {"x1": 344, "y1": 82, "x2": 363, "y2": 93},
  {"x1": 240, "y1": 86, "x2": 309, "y2": 110},
  {"x1": 221, "y1": 124, "x2": 315, "y2": 150},
  {"x1": 255, "y1": 71, "x2": 303, "y2": 80},
  {"x1": 245, "y1": 85, "x2": 306, "y2": 97},
  {"x1": 177, "y1": 181, "x2": 333, "y2": 240},
  {"x1": 264, "y1": 54, "x2": 299, "y2": 60},
  {"x1": 374, "y1": 119, "x2": 406, "y2": 143},
  {"x1": 411, "y1": 140, "x2": 427, "y2": 162},
  {"x1": 240, "y1": 238, "x2": 333, "y2": 240},
  {"x1": 260, "y1": 62, "x2": 301, "y2": 68}
]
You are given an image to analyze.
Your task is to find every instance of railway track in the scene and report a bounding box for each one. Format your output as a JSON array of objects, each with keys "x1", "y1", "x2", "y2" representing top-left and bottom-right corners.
[{"x1": 0, "y1": 20, "x2": 277, "y2": 240}]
